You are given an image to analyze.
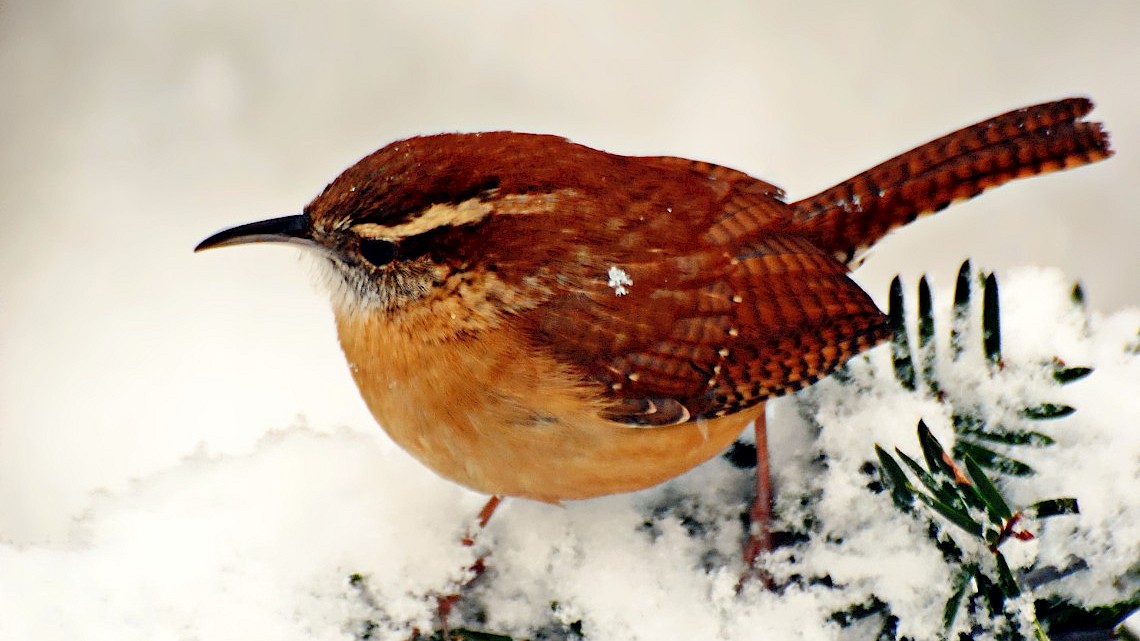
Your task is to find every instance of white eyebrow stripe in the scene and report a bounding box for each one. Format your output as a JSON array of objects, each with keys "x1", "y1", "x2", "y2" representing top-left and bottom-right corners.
[
  {"x1": 353, "y1": 198, "x2": 492, "y2": 239},
  {"x1": 350, "y1": 190, "x2": 579, "y2": 240}
]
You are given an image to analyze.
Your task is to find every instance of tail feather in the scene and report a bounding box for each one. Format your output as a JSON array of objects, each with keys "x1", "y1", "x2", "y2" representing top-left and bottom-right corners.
[{"x1": 790, "y1": 97, "x2": 1113, "y2": 268}]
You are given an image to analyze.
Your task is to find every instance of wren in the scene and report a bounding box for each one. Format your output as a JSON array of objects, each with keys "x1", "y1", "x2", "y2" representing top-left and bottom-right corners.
[{"x1": 196, "y1": 98, "x2": 1112, "y2": 564}]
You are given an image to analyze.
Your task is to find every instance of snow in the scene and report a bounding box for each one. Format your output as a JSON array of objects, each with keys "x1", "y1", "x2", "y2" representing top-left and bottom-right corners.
[
  {"x1": 607, "y1": 266, "x2": 634, "y2": 296},
  {"x1": 1, "y1": 268, "x2": 1135, "y2": 640},
  {"x1": 0, "y1": 428, "x2": 482, "y2": 640}
]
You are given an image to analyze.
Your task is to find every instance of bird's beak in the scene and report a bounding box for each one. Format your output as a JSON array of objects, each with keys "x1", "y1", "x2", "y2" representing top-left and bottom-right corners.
[{"x1": 194, "y1": 214, "x2": 316, "y2": 252}]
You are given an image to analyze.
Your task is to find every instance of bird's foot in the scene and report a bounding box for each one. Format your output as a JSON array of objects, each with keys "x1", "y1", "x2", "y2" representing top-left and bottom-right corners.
[{"x1": 431, "y1": 495, "x2": 503, "y2": 638}]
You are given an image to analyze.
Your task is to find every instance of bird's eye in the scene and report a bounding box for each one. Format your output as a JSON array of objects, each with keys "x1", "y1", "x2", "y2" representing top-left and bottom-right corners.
[{"x1": 358, "y1": 238, "x2": 398, "y2": 266}]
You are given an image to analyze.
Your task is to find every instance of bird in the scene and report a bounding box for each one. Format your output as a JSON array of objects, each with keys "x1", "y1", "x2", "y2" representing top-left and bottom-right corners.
[{"x1": 196, "y1": 97, "x2": 1111, "y2": 566}]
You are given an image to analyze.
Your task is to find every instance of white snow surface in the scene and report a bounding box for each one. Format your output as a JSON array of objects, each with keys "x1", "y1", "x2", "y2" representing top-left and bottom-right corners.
[{"x1": 1, "y1": 269, "x2": 1136, "y2": 640}]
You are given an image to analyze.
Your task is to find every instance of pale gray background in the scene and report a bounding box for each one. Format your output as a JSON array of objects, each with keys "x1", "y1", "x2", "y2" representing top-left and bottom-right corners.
[{"x1": 2, "y1": 1, "x2": 1136, "y2": 543}]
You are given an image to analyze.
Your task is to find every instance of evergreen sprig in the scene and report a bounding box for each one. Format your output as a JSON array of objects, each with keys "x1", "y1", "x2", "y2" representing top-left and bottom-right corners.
[
  {"x1": 887, "y1": 261, "x2": 1084, "y2": 478},
  {"x1": 870, "y1": 262, "x2": 1136, "y2": 640},
  {"x1": 876, "y1": 421, "x2": 1078, "y2": 638}
]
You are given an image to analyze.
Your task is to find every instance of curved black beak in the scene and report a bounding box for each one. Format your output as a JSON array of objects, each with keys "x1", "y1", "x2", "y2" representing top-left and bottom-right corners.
[{"x1": 194, "y1": 214, "x2": 315, "y2": 252}]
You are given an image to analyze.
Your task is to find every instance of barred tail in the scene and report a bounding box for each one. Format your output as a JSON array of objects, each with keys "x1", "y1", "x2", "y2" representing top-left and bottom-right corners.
[{"x1": 790, "y1": 97, "x2": 1113, "y2": 268}]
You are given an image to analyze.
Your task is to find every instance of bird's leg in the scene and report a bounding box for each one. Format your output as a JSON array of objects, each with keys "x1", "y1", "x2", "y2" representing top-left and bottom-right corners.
[
  {"x1": 461, "y1": 495, "x2": 503, "y2": 546},
  {"x1": 436, "y1": 495, "x2": 503, "y2": 635},
  {"x1": 743, "y1": 412, "x2": 774, "y2": 574}
]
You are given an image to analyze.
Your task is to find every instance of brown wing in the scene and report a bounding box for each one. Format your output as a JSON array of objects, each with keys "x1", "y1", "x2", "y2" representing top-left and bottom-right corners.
[{"x1": 518, "y1": 175, "x2": 891, "y2": 427}]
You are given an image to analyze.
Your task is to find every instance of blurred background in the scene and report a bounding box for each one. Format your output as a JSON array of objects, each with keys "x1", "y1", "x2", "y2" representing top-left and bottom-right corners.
[{"x1": 1, "y1": 0, "x2": 1136, "y2": 544}]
